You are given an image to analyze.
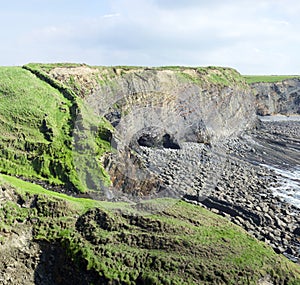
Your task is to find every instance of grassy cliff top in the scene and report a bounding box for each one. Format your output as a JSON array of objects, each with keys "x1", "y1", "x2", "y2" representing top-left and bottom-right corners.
[
  {"x1": 25, "y1": 63, "x2": 248, "y2": 89},
  {"x1": 244, "y1": 75, "x2": 300, "y2": 84}
]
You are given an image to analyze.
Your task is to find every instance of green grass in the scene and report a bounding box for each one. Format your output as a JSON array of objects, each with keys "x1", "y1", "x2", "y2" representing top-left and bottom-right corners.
[
  {"x1": 27, "y1": 64, "x2": 300, "y2": 87},
  {"x1": 244, "y1": 75, "x2": 300, "y2": 84},
  {"x1": 156, "y1": 66, "x2": 248, "y2": 87},
  {"x1": 0, "y1": 174, "x2": 99, "y2": 212},
  {"x1": 159, "y1": 66, "x2": 248, "y2": 87},
  {"x1": 0, "y1": 65, "x2": 113, "y2": 193},
  {"x1": 1, "y1": 175, "x2": 299, "y2": 284},
  {"x1": 0, "y1": 67, "x2": 76, "y2": 185},
  {"x1": 157, "y1": 66, "x2": 186, "y2": 71},
  {"x1": 29, "y1": 63, "x2": 249, "y2": 89},
  {"x1": 197, "y1": 66, "x2": 248, "y2": 87},
  {"x1": 113, "y1": 65, "x2": 145, "y2": 70}
]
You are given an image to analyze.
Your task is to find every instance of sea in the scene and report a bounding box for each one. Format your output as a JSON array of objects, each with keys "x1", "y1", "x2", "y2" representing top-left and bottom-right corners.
[
  {"x1": 258, "y1": 115, "x2": 300, "y2": 209},
  {"x1": 269, "y1": 165, "x2": 300, "y2": 209}
]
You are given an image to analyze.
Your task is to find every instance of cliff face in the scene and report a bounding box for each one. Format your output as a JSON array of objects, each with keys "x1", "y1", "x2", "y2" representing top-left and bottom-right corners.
[
  {"x1": 0, "y1": 64, "x2": 256, "y2": 196},
  {"x1": 44, "y1": 65, "x2": 256, "y2": 196},
  {"x1": 48, "y1": 66, "x2": 255, "y2": 142},
  {"x1": 252, "y1": 79, "x2": 300, "y2": 115}
]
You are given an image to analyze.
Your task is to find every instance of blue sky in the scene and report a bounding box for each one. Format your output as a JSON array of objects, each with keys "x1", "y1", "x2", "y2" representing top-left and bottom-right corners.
[{"x1": 1, "y1": 0, "x2": 300, "y2": 74}]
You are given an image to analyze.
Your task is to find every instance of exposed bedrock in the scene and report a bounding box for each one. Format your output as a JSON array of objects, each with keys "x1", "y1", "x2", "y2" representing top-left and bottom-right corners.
[
  {"x1": 252, "y1": 79, "x2": 300, "y2": 115},
  {"x1": 85, "y1": 68, "x2": 256, "y2": 195},
  {"x1": 86, "y1": 68, "x2": 256, "y2": 144}
]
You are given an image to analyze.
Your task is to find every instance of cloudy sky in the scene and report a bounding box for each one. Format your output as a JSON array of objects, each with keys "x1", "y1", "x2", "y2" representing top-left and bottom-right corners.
[{"x1": 1, "y1": 0, "x2": 300, "y2": 74}]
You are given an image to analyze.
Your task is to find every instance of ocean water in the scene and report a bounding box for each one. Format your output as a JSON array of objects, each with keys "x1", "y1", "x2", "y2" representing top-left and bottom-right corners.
[
  {"x1": 256, "y1": 115, "x2": 300, "y2": 209},
  {"x1": 268, "y1": 165, "x2": 300, "y2": 209}
]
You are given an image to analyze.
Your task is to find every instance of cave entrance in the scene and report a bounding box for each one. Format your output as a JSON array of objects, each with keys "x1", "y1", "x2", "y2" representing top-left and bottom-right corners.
[
  {"x1": 137, "y1": 133, "x2": 180, "y2": 149},
  {"x1": 162, "y1": 134, "x2": 180, "y2": 149}
]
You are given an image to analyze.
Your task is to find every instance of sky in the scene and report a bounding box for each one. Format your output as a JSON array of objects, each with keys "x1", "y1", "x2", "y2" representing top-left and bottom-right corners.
[{"x1": 1, "y1": 0, "x2": 300, "y2": 74}]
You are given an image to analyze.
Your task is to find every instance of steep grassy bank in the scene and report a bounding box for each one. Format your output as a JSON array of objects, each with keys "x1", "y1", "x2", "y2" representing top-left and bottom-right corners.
[
  {"x1": 0, "y1": 66, "x2": 112, "y2": 192},
  {"x1": 0, "y1": 67, "x2": 80, "y2": 188},
  {"x1": 1, "y1": 175, "x2": 299, "y2": 285}
]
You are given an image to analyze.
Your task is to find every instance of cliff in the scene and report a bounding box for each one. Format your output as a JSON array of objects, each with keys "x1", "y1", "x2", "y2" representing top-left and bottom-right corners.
[
  {"x1": 0, "y1": 64, "x2": 256, "y2": 195},
  {"x1": 0, "y1": 64, "x2": 300, "y2": 284},
  {"x1": 250, "y1": 78, "x2": 300, "y2": 115}
]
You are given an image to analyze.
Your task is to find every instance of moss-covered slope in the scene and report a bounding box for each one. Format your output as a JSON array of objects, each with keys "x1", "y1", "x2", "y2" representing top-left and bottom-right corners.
[
  {"x1": 1, "y1": 175, "x2": 299, "y2": 285},
  {"x1": 0, "y1": 66, "x2": 112, "y2": 192},
  {"x1": 0, "y1": 67, "x2": 81, "y2": 188}
]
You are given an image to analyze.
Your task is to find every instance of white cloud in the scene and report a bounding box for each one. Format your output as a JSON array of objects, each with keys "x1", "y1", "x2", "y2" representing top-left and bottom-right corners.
[
  {"x1": 3, "y1": 0, "x2": 300, "y2": 73},
  {"x1": 103, "y1": 13, "x2": 121, "y2": 18}
]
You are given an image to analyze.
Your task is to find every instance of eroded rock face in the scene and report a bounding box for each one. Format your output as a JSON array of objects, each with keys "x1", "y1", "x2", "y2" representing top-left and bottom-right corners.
[
  {"x1": 49, "y1": 66, "x2": 256, "y2": 197},
  {"x1": 252, "y1": 79, "x2": 300, "y2": 115},
  {"x1": 86, "y1": 69, "x2": 255, "y2": 143},
  {"x1": 89, "y1": 69, "x2": 255, "y2": 196}
]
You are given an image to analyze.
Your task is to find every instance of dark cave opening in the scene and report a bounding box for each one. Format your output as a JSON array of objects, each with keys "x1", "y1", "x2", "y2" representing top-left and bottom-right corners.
[
  {"x1": 162, "y1": 134, "x2": 180, "y2": 149},
  {"x1": 137, "y1": 133, "x2": 180, "y2": 149}
]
